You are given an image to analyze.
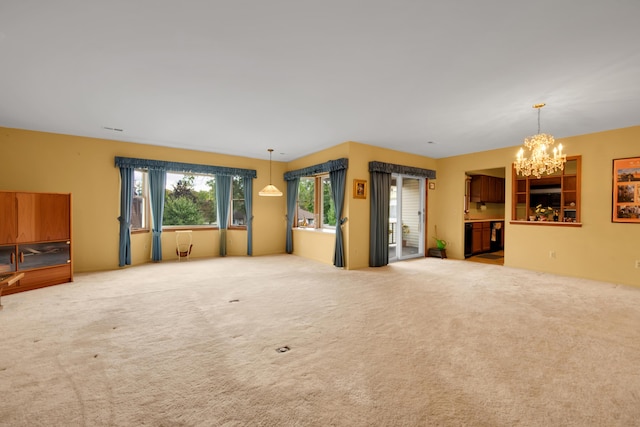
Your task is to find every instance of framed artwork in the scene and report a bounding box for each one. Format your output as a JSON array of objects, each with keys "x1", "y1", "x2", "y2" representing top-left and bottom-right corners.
[
  {"x1": 353, "y1": 179, "x2": 367, "y2": 199},
  {"x1": 428, "y1": 181, "x2": 436, "y2": 190},
  {"x1": 612, "y1": 156, "x2": 640, "y2": 223}
]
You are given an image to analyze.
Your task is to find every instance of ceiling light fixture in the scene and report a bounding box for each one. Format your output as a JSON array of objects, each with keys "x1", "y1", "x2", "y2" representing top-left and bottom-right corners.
[
  {"x1": 258, "y1": 149, "x2": 283, "y2": 197},
  {"x1": 515, "y1": 103, "x2": 566, "y2": 179}
]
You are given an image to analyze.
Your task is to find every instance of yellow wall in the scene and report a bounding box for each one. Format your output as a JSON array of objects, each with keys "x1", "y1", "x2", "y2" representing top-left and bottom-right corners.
[
  {"x1": 2, "y1": 125, "x2": 639, "y2": 287},
  {"x1": 0, "y1": 127, "x2": 287, "y2": 272},
  {"x1": 437, "y1": 125, "x2": 640, "y2": 287}
]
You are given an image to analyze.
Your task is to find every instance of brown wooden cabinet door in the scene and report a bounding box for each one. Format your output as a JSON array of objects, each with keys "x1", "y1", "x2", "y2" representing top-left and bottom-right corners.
[
  {"x1": 472, "y1": 223, "x2": 482, "y2": 254},
  {"x1": 481, "y1": 222, "x2": 491, "y2": 251},
  {"x1": 470, "y1": 176, "x2": 482, "y2": 202},
  {"x1": 37, "y1": 193, "x2": 70, "y2": 241},
  {"x1": 0, "y1": 192, "x2": 18, "y2": 245},
  {"x1": 16, "y1": 193, "x2": 70, "y2": 243},
  {"x1": 471, "y1": 176, "x2": 504, "y2": 203},
  {"x1": 494, "y1": 178, "x2": 505, "y2": 203}
]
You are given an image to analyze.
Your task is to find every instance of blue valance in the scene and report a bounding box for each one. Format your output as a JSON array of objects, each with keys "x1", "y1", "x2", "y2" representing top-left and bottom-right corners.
[
  {"x1": 368, "y1": 161, "x2": 436, "y2": 179},
  {"x1": 115, "y1": 156, "x2": 257, "y2": 178},
  {"x1": 284, "y1": 158, "x2": 348, "y2": 181}
]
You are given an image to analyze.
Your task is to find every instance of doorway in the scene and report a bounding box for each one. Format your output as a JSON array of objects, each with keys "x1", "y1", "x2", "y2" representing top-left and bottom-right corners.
[
  {"x1": 389, "y1": 174, "x2": 425, "y2": 261},
  {"x1": 464, "y1": 167, "x2": 506, "y2": 265}
]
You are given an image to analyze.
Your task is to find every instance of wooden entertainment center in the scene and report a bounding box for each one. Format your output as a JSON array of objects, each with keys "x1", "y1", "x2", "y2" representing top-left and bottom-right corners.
[{"x1": 0, "y1": 191, "x2": 73, "y2": 298}]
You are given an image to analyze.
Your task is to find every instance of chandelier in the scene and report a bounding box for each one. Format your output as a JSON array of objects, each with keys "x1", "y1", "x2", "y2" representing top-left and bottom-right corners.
[{"x1": 515, "y1": 103, "x2": 566, "y2": 178}]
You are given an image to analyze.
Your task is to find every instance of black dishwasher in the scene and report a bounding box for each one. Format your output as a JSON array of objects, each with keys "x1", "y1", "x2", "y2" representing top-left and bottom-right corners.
[
  {"x1": 464, "y1": 223, "x2": 473, "y2": 258},
  {"x1": 490, "y1": 222, "x2": 503, "y2": 252}
]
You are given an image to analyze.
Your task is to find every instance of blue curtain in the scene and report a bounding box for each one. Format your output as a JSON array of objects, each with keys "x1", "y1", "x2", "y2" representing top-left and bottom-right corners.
[
  {"x1": 284, "y1": 158, "x2": 347, "y2": 255},
  {"x1": 285, "y1": 178, "x2": 299, "y2": 253},
  {"x1": 244, "y1": 177, "x2": 253, "y2": 256},
  {"x1": 329, "y1": 168, "x2": 347, "y2": 267},
  {"x1": 216, "y1": 175, "x2": 232, "y2": 256},
  {"x1": 368, "y1": 161, "x2": 436, "y2": 179},
  {"x1": 369, "y1": 171, "x2": 391, "y2": 267},
  {"x1": 118, "y1": 167, "x2": 134, "y2": 267},
  {"x1": 149, "y1": 169, "x2": 166, "y2": 262}
]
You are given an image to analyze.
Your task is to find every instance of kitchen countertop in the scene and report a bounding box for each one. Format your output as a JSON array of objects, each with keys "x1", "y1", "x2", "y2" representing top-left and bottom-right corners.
[{"x1": 464, "y1": 218, "x2": 505, "y2": 223}]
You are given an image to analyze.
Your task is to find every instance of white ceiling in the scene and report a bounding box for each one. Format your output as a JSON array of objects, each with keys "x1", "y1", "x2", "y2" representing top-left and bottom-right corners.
[{"x1": 2, "y1": 1, "x2": 639, "y2": 162}]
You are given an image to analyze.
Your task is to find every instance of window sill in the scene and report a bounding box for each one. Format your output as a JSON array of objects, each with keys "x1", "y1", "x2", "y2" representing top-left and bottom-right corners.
[
  {"x1": 509, "y1": 220, "x2": 582, "y2": 227},
  {"x1": 161, "y1": 226, "x2": 247, "y2": 232},
  {"x1": 163, "y1": 226, "x2": 217, "y2": 232},
  {"x1": 294, "y1": 227, "x2": 336, "y2": 234}
]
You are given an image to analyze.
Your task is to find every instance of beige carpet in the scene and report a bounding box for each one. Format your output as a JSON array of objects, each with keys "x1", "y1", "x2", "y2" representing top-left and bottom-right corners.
[{"x1": 1, "y1": 255, "x2": 640, "y2": 426}]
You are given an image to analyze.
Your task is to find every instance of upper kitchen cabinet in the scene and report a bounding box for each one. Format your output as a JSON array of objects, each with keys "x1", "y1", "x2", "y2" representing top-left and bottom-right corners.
[{"x1": 470, "y1": 175, "x2": 505, "y2": 203}]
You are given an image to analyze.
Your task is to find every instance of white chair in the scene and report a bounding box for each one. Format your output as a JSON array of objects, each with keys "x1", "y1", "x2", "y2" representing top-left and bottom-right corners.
[{"x1": 175, "y1": 230, "x2": 193, "y2": 261}]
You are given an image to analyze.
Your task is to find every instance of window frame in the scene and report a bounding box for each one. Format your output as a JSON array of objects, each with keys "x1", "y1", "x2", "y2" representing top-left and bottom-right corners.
[
  {"x1": 131, "y1": 169, "x2": 149, "y2": 233},
  {"x1": 296, "y1": 174, "x2": 335, "y2": 230},
  {"x1": 132, "y1": 171, "x2": 246, "y2": 232},
  {"x1": 229, "y1": 176, "x2": 247, "y2": 229}
]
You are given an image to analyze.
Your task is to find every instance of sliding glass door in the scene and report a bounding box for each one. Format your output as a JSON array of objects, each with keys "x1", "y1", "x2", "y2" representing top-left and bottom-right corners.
[{"x1": 389, "y1": 174, "x2": 425, "y2": 261}]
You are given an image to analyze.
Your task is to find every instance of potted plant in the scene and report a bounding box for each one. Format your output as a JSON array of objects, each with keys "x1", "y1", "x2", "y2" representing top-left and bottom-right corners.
[
  {"x1": 534, "y1": 204, "x2": 554, "y2": 221},
  {"x1": 402, "y1": 223, "x2": 410, "y2": 247}
]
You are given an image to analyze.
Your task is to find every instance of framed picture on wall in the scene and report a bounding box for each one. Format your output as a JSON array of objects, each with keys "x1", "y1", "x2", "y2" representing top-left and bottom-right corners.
[
  {"x1": 612, "y1": 156, "x2": 640, "y2": 223},
  {"x1": 353, "y1": 179, "x2": 367, "y2": 199}
]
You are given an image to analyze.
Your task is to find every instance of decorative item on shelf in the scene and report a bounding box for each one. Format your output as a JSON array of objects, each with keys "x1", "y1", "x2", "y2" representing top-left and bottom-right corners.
[
  {"x1": 432, "y1": 225, "x2": 447, "y2": 249},
  {"x1": 515, "y1": 103, "x2": 566, "y2": 179},
  {"x1": 258, "y1": 148, "x2": 283, "y2": 197},
  {"x1": 534, "y1": 204, "x2": 554, "y2": 221}
]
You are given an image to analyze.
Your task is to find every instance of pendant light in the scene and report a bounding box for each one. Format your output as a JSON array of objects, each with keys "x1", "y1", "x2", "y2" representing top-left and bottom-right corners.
[{"x1": 259, "y1": 149, "x2": 283, "y2": 196}]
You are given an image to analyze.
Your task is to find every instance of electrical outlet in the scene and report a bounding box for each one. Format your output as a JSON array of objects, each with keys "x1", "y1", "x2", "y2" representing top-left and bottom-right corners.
[
  {"x1": 636, "y1": 260, "x2": 640, "y2": 269},
  {"x1": 549, "y1": 251, "x2": 556, "y2": 259}
]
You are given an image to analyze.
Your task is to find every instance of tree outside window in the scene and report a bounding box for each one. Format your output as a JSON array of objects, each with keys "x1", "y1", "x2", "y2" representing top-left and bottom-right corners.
[{"x1": 163, "y1": 173, "x2": 216, "y2": 226}]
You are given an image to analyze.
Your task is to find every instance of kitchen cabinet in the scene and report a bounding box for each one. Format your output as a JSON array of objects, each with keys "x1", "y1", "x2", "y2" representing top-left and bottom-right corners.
[
  {"x1": 472, "y1": 223, "x2": 483, "y2": 254},
  {"x1": 481, "y1": 222, "x2": 491, "y2": 252},
  {"x1": 470, "y1": 175, "x2": 505, "y2": 203},
  {"x1": 470, "y1": 221, "x2": 502, "y2": 255},
  {"x1": 0, "y1": 191, "x2": 72, "y2": 295}
]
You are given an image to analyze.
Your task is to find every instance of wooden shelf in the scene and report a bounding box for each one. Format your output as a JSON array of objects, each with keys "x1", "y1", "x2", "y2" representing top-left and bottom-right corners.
[{"x1": 511, "y1": 156, "x2": 581, "y2": 223}]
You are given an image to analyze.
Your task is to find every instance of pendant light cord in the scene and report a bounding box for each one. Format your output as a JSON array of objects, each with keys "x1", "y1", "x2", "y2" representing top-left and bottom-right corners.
[{"x1": 268, "y1": 148, "x2": 273, "y2": 184}]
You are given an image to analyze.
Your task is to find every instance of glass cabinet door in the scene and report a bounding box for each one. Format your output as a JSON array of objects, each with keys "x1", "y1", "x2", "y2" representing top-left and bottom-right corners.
[
  {"x1": 18, "y1": 241, "x2": 70, "y2": 270},
  {"x1": 0, "y1": 245, "x2": 17, "y2": 274}
]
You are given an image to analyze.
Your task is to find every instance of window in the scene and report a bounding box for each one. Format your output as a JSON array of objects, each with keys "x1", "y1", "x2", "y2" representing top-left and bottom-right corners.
[
  {"x1": 512, "y1": 155, "x2": 581, "y2": 224},
  {"x1": 231, "y1": 176, "x2": 246, "y2": 226},
  {"x1": 131, "y1": 169, "x2": 148, "y2": 230},
  {"x1": 161, "y1": 172, "x2": 247, "y2": 228},
  {"x1": 297, "y1": 174, "x2": 335, "y2": 229},
  {"x1": 321, "y1": 175, "x2": 336, "y2": 227},
  {"x1": 163, "y1": 173, "x2": 217, "y2": 226}
]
